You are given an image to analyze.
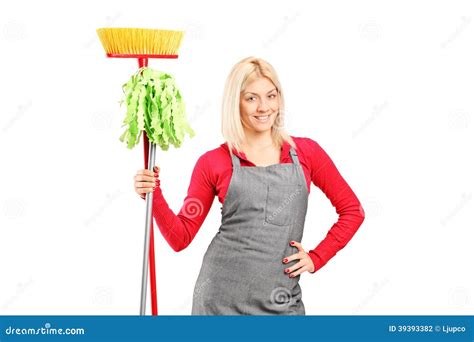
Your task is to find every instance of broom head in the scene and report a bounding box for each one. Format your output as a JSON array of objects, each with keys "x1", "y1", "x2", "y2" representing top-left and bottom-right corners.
[{"x1": 96, "y1": 28, "x2": 184, "y2": 58}]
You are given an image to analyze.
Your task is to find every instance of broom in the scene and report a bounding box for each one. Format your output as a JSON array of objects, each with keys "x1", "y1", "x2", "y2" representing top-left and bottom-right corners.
[{"x1": 96, "y1": 27, "x2": 186, "y2": 316}]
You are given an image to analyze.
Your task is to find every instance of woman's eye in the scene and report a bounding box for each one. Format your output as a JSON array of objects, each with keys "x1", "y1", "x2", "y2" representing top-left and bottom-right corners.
[
  {"x1": 247, "y1": 97, "x2": 255, "y2": 101},
  {"x1": 269, "y1": 94, "x2": 276, "y2": 99}
]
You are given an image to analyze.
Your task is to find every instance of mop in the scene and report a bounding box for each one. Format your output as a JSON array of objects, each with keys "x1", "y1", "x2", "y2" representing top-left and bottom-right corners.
[{"x1": 96, "y1": 28, "x2": 194, "y2": 315}]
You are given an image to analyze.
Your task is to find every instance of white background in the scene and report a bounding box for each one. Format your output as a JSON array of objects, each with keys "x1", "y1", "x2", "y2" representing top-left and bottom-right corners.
[{"x1": 0, "y1": 0, "x2": 473, "y2": 315}]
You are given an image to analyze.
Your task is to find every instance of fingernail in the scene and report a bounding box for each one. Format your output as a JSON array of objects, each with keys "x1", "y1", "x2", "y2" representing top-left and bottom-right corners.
[
  {"x1": 290, "y1": 241, "x2": 295, "y2": 245},
  {"x1": 285, "y1": 269, "x2": 289, "y2": 273},
  {"x1": 289, "y1": 274, "x2": 295, "y2": 278},
  {"x1": 283, "y1": 258, "x2": 288, "y2": 263}
]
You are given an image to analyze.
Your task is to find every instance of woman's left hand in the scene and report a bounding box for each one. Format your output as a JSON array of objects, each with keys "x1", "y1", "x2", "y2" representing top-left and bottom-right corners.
[{"x1": 282, "y1": 241, "x2": 315, "y2": 276}]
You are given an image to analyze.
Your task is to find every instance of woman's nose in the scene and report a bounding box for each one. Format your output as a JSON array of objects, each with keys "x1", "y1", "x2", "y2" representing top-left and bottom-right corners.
[{"x1": 257, "y1": 98, "x2": 270, "y2": 112}]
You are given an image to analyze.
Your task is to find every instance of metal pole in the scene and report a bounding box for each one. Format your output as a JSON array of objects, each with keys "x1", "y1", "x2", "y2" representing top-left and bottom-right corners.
[{"x1": 140, "y1": 141, "x2": 156, "y2": 315}]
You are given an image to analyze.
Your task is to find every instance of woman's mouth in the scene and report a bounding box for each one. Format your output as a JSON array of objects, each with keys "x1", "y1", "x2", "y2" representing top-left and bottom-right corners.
[{"x1": 253, "y1": 114, "x2": 271, "y2": 123}]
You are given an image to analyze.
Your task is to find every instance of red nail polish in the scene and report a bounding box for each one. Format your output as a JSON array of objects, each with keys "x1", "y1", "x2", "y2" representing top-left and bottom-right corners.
[
  {"x1": 285, "y1": 269, "x2": 289, "y2": 273},
  {"x1": 290, "y1": 241, "x2": 295, "y2": 245},
  {"x1": 283, "y1": 258, "x2": 288, "y2": 263},
  {"x1": 290, "y1": 274, "x2": 295, "y2": 278}
]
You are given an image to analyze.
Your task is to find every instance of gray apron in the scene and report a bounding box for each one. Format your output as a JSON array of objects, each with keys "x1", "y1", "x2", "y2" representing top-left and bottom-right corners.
[{"x1": 192, "y1": 146, "x2": 309, "y2": 315}]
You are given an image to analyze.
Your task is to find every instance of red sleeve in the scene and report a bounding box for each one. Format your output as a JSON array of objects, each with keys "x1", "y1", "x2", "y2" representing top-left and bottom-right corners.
[
  {"x1": 149, "y1": 153, "x2": 215, "y2": 252},
  {"x1": 303, "y1": 138, "x2": 365, "y2": 273}
]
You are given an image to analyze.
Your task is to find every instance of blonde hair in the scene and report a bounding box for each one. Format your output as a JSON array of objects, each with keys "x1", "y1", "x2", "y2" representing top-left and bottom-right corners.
[{"x1": 221, "y1": 56, "x2": 296, "y2": 156}]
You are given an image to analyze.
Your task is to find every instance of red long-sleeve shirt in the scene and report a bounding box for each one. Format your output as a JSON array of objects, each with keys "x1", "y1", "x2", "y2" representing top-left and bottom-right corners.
[{"x1": 148, "y1": 136, "x2": 365, "y2": 274}]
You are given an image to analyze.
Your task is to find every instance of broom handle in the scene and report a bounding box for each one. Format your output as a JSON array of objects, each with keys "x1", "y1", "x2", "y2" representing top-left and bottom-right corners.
[
  {"x1": 138, "y1": 56, "x2": 158, "y2": 316},
  {"x1": 140, "y1": 138, "x2": 157, "y2": 315}
]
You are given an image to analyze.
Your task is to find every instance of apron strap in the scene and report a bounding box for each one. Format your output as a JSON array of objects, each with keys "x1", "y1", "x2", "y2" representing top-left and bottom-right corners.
[
  {"x1": 231, "y1": 145, "x2": 300, "y2": 167},
  {"x1": 289, "y1": 146, "x2": 300, "y2": 166},
  {"x1": 231, "y1": 151, "x2": 241, "y2": 168}
]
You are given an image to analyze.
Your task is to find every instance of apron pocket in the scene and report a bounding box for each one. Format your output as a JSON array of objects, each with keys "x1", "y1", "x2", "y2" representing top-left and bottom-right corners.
[{"x1": 265, "y1": 184, "x2": 303, "y2": 226}]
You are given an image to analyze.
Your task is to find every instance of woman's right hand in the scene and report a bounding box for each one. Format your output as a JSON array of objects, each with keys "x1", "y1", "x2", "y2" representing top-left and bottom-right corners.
[{"x1": 134, "y1": 166, "x2": 160, "y2": 199}]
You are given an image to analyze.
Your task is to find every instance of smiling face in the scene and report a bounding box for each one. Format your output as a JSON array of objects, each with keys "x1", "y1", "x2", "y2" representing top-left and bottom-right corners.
[{"x1": 239, "y1": 77, "x2": 280, "y2": 134}]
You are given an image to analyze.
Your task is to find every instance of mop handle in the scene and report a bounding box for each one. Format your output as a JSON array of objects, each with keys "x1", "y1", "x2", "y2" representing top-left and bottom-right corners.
[
  {"x1": 140, "y1": 140, "x2": 156, "y2": 315},
  {"x1": 143, "y1": 133, "x2": 158, "y2": 315}
]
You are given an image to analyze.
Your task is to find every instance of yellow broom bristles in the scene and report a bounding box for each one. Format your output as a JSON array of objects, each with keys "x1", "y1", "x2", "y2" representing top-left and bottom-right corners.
[{"x1": 96, "y1": 28, "x2": 184, "y2": 55}]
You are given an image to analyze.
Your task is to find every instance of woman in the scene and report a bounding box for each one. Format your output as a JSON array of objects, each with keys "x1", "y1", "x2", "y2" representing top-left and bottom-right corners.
[{"x1": 133, "y1": 56, "x2": 365, "y2": 315}]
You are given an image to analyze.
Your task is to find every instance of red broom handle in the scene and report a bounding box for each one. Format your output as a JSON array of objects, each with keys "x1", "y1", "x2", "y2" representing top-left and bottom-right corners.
[{"x1": 139, "y1": 57, "x2": 158, "y2": 316}]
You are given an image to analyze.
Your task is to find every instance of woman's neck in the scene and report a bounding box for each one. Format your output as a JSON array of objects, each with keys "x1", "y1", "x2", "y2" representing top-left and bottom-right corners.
[{"x1": 241, "y1": 129, "x2": 275, "y2": 150}]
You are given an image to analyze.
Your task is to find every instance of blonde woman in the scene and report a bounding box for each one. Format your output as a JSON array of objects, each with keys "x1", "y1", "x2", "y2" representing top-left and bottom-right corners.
[{"x1": 133, "y1": 56, "x2": 365, "y2": 315}]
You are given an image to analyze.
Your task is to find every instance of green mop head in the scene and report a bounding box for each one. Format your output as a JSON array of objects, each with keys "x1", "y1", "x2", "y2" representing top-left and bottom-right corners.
[{"x1": 119, "y1": 67, "x2": 195, "y2": 150}]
